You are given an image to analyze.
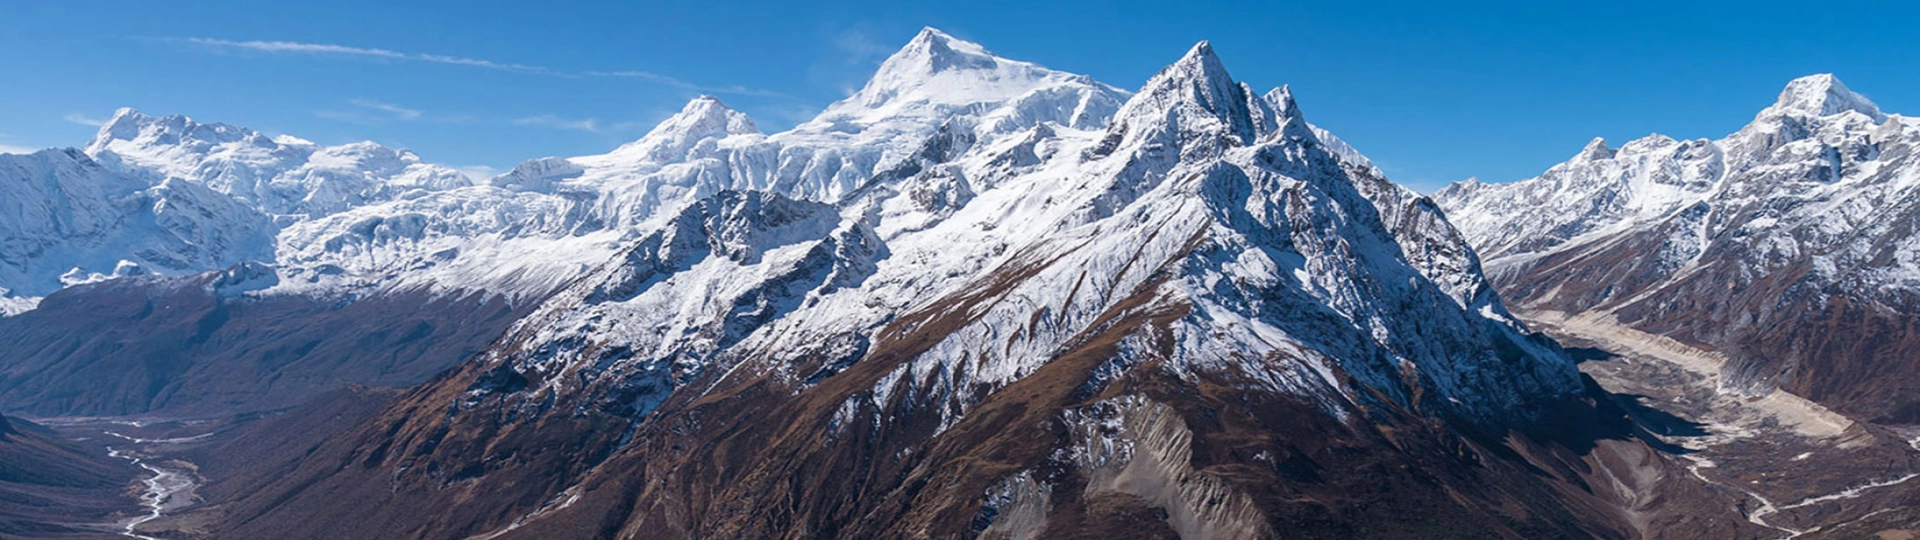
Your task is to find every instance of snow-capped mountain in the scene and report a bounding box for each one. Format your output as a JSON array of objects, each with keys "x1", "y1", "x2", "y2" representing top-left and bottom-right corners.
[
  {"x1": 258, "y1": 27, "x2": 1131, "y2": 300},
  {"x1": 0, "y1": 147, "x2": 275, "y2": 305},
  {"x1": 451, "y1": 39, "x2": 1573, "y2": 433},
  {"x1": 0, "y1": 111, "x2": 556, "y2": 416},
  {"x1": 0, "y1": 27, "x2": 1142, "y2": 421},
  {"x1": 199, "y1": 34, "x2": 1692, "y2": 540},
  {"x1": 0, "y1": 28, "x2": 1130, "y2": 312},
  {"x1": 0, "y1": 108, "x2": 478, "y2": 305},
  {"x1": 1435, "y1": 74, "x2": 1920, "y2": 420},
  {"x1": 558, "y1": 26, "x2": 1127, "y2": 220},
  {"x1": 453, "y1": 38, "x2": 1574, "y2": 428},
  {"x1": 87, "y1": 108, "x2": 472, "y2": 218},
  {"x1": 1436, "y1": 74, "x2": 1901, "y2": 270}
]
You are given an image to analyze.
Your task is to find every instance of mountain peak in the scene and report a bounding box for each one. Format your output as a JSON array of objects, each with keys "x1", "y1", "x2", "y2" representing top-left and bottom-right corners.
[
  {"x1": 99, "y1": 106, "x2": 146, "y2": 130},
  {"x1": 839, "y1": 27, "x2": 1006, "y2": 113},
  {"x1": 889, "y1": 27, "x2": 997, "y2": 75},
  {"x1": 1574, "y1": 137, "x2": 1614, "y2": 161},
  {"x1": 1170, "y1": 40, "x2": 1231, "y2": 83},
  {"x1": 1265, "y1": 85, "x2": 1299, "y2": 119},
  {"x1": 88, "y1": 107, "x2": 163, "y2": 152},
  {"x1": 86, "y1": 107, "x2": 265, "y2": 158},
  {"x1": 813, "y1": 27, "x2": 1113, "y2": 128},
  {"x1": 612, "y1": 96, "x2": 758, "y2": 162},
  {"x1": 1109, "y1": 40, "x2": 1271, "y2": 149},
  {"x1": 674, "y1": 95, "x2": 758, "y2": 135},
  {"x1": 1767, "y1": 73, "x2": 1883, "y2": 120},
  {"x1": 911, "y1": 26, "x2": 948, "y2": 40}
]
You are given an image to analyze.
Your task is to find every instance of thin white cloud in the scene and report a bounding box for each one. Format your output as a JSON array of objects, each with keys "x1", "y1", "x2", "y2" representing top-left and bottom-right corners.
[
  {"x1": 181, "y1": 37, "x2": 551, "y2": 74},
  {"x1": 0, "y1": 133, "x2": 37, "y2": 154},
  {"x1": 411, "y1": 54, "x2": 549, "y2": 73},
  {"x1": 349, "y1": 99, "x2": 423, "y2": 121},
  {"x1": 171, "y1": 37, "x2": 779, "y2": 96},
  {"x1": 512, "y1": 115, "x2": 607, "y2": 133},
  {"x1": 832, "y1": 28, "x2": 893, "y2": 63},
  {"x1": 183, "y1": 38, "x2": 407, "y2": 57},
  {"x1": 583, "y1": 70, "x2": 787, "y2": 98},
  {"x1": 64, "y1": 113, "x2": 107, "y2": 127},
  {"x1": 315, "y1": 99, "x2": 640, "y2": 134},
  {"x1": 314, "y1": 110, "x2": 380, "y2": 125},
  {"x1": 317, "y1": 99, "x2": 430, "y2": 125}
]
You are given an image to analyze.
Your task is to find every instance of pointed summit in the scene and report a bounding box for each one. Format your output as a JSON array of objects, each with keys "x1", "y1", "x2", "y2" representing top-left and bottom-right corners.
[
  {"x1": 813, "y1": 27, "x2": 1119, "y2": 127},
  {"x1": 1572, "y1": 137, "x2": 1614, "y2": 162},
  {"x1": 90, "y1": 107, "x2": 150, "y2": 151},
  {"x1": 81, "y1": 108, "x2": 303, "y2": 190},
  {"x1": 1767, "y1": 74, "x2": 1883, "y2": 120},
  {"x1": 657, "y1": 96, "x2": 758, "y2": 138},
  {"x1": 890, "y1": 27, "x2": 999, "y2": 75},
  {"x1": 1108, "y1": 40, "x2": 1274, "y2": 151},
  {"x1": 613, "y1": 96, "x2": 758, "y2": 162},
  {"x1": 1262, "y1": 84, "x2": 1318, "y2": 141},
  {"x1": 1265, "y1": 85, "x2": 1300, "y2": 119},
  {"x1": 837, "y1": 26, "x2": 1013, "y2": 112},
  {"x1": 1276, "y1": 89, "x2": 1377, "y2": 170},
  {"x1": 1161, "y1": 41, "x2": 1237, "y2": 95}
]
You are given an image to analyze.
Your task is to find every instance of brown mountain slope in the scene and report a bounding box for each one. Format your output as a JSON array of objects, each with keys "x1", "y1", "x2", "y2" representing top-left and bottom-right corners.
[
  {"x1": 0, "y1": 415, "x2": 141, "y2": 539},
  {"x1": 0, "y1": 270, "x2": 538, "y2": 417}
]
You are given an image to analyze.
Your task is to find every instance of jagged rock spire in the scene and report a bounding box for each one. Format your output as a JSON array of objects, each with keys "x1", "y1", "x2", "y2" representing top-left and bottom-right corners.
[
  {"x1": 1262, "y1": 84, "x2": 1317, "y2": 141},
  {"x1": 1106, "y1": 41, "x2": 1278, "y2": 154}
]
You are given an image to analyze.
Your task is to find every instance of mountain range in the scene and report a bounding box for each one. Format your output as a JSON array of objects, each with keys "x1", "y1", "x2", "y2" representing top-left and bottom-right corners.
[
  {"x1": 1, "y1": 26, "x2": 1917, "y2": 539},
  {"x1": 1437, "y1": 73, "x2": 1920, "y2": 423}
]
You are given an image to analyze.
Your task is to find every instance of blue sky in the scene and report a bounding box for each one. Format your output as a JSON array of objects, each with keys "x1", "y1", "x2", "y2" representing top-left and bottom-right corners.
[{"x1": 2, "y1": 1, "x2": 1916, "y2": 191}]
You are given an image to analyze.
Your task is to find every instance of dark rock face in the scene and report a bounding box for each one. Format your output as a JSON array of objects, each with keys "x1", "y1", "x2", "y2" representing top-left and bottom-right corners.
[{"x1": 0, "y1": 271, "x2": 538, "y2": 417}]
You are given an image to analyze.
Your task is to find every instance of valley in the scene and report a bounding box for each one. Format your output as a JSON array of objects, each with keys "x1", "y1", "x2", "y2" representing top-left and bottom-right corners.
[
  {"x1": 1525, "y1": 309, "x2": 1920, "y2": 538},
  {"x1": 22, "y1": 417, "x2": 224, "y2": 540}
]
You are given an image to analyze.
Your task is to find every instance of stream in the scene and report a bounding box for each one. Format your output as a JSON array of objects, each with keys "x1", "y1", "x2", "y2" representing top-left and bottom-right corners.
[{"x1": 103, "y1": 431, "x2": 203, "y2": 539}]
